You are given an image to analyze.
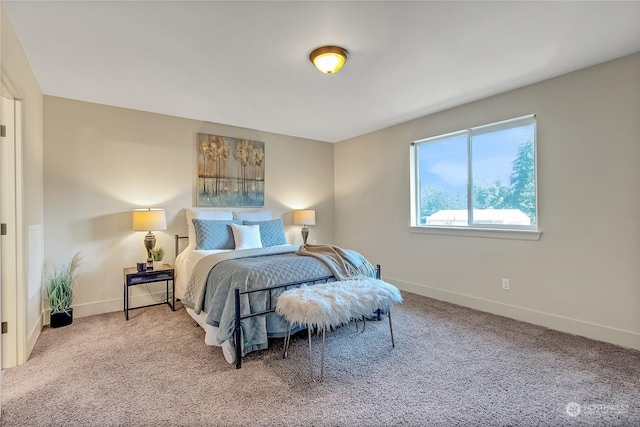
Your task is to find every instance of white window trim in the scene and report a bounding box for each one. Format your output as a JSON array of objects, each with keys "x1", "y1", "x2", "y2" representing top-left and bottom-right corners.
[
  {"x1": 409, "y1": 225, "x2": 542, "y2": 241},
  {"x1": 410, "y1": 114, "x2": 539, "y2": 237}
]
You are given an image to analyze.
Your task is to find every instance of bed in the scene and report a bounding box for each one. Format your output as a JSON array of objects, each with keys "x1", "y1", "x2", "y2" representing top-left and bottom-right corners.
[{"x1": 174, "y1": 208, "x2": 378, "y2": 367}]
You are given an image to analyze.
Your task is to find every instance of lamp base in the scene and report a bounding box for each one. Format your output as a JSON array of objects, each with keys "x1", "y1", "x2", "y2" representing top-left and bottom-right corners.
[
  {"x1": 144, "y1": 231, "x2": 156, "y2": 267},
  {"x1": 301, "y1": 226, "x2": 309, "y2": 245}
]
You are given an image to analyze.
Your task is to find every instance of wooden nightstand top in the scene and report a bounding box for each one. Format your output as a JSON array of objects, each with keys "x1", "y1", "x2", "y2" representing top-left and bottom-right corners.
[{"x1": 123, "y1": 264, "x2": 173, "y2": 276}]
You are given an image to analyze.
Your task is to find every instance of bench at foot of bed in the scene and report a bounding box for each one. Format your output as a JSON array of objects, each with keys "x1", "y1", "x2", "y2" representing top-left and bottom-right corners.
[{"x1": 275, "y1": 278, "x2": 402, "y2": 382}]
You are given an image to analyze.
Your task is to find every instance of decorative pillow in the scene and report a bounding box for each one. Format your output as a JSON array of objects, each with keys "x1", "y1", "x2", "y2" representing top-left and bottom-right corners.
[
  {"x1": 233, "y1": 209, "x2": 272, "y2": 221},
  {"x1": 192, "y1": 219, "x2": 241, "y2": 250},
  {"x1": 243, "y1": 219, "x2": 287, "y2": 247},
  {"x1": 185, "y1": 208, "x2": 233, "y2": 244},
  {"x1": 230, "y1": 223, "x2": 263, "y2": 250}
]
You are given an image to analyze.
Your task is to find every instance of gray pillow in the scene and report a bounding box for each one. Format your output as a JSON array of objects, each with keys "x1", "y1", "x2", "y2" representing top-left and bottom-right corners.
[
  {"x1": 192, "y1": 219, "x2": 242, "y2": 250},
  {"x1": 243, "y1": 219, "x2": 287, "y2": 247}
]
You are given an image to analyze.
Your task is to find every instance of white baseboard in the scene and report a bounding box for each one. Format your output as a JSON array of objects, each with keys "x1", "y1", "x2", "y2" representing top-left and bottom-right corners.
[
  {"x1": 44, "y1": 277, "x2": 639, "y2": 352},
  {"x1": 386, "y1": 276, "x2": 640, "y2": 351}
]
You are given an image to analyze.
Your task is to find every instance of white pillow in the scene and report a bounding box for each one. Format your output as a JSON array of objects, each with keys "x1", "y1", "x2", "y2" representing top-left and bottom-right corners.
[
  {"x1": 233, "y1": 209, "x2": 272, "y2": 221},
  {"x1": 230, "y1": 223, "x2": 263, "y2": 250},
  {"x1": 185, "y1": 208, "x2": 233, "y2": 244}
]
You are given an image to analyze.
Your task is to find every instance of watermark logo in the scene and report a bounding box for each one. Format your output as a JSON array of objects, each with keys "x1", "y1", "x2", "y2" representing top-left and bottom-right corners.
[
  {"x1": 566, "y1": 401, "x2": 628, "y2": 418},
  {"x1": 566, "y1": 402, "x2": 581, "y2": 417}
]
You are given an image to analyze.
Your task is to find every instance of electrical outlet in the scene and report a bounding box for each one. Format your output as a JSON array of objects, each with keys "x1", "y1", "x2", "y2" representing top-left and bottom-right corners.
[{"x1": 502, "y1": 278, "x2": 510, "y2": 290}]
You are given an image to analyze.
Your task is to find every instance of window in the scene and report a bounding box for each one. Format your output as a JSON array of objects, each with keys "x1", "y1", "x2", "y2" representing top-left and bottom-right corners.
[{"x1": 410, "y1": 115, "x2": 537, "y2": 232}]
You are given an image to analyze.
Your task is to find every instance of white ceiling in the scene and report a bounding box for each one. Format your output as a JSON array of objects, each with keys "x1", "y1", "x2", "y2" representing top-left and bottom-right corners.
[{"x1": 3, "y1": 1, "x2": 640, "y2": 143}]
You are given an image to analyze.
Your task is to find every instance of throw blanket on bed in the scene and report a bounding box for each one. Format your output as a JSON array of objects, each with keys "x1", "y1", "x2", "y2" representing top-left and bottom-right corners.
[{"x1": 296, "y1": 244, "x2": 377, "y2": 280}]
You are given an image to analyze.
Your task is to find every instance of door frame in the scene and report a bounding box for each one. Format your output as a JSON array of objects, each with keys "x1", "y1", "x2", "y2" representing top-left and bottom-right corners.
[{"x1": 1, "y1": 93, "x2": 25, "y2": 369}]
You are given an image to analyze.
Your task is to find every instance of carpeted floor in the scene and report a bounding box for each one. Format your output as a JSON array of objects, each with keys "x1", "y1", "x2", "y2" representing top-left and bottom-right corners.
[{"x1": 2, "y1": 292, "x2": 639, "y2": 426}]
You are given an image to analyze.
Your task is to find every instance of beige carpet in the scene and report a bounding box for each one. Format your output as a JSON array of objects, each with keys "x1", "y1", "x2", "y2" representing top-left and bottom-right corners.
[{"x1": 2, "y1": 292, "x2": 639, "y2": 426}]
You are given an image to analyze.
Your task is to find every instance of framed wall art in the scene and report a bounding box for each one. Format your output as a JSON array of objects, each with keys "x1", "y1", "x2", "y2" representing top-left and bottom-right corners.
[{"x1": 196, "y1": 133, "x2": 265, "y2": 207}]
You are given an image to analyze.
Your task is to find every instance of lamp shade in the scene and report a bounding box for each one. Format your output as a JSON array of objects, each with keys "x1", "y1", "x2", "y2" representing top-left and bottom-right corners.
[
  {"x1": 309, "y1": 46, "x2": 349, "y2": 74},
  {"x1": 293, "y1": 210, "x2": 316, "y2": 226},
  {"x1": 133, "y1": 209, "x2": 167, "y2": 231}
]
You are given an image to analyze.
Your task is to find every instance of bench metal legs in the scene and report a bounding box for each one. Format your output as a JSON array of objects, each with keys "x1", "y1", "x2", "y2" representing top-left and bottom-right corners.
[
  {"x1": 283, "y1": 323, "x2": 293, "y2": 359},
  {"x1": 283, "y1": 324, "x2": 326, "y2": 381},
  {"x1": 354, "y1": 315, "x2": 366, "y2": 332},
  {"x1": 307, "y1": 326, "x2": 326, "y2": 382},
  {"x1": 282, "y1": 309, "x2": 395, "y2": 382},
  {"x1": 355, "y1": 310, "x2": 395, "y2": 348}
]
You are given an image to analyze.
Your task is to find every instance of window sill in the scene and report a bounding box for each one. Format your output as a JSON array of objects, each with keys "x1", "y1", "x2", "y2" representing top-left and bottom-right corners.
[{"x1": 409, "y1": 226, "x2": 542, "y2": 241}]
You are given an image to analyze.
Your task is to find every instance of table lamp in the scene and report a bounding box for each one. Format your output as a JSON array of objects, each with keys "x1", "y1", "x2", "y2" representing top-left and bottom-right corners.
[
  {"x1": 133, "y1": 208, "x2": 167, "y2": 265},
  {"x1": 293, "y1": 209, "x2": 316, "y2": 245}
]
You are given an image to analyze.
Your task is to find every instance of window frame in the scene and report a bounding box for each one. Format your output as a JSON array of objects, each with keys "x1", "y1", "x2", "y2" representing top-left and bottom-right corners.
[{"x1": 410, "y1": 114, "x2": 540, "y2": 237}]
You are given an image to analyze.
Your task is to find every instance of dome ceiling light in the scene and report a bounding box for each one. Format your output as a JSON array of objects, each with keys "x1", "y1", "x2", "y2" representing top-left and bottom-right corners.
[{"x1": 309, "y1": 46, "x2": 349, "y2": 74}]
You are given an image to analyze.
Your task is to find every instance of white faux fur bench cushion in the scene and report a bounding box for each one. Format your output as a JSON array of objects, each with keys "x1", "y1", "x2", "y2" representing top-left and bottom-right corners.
[{"x1": 275, "y1": 278, "x2": 402, "y2": 329}]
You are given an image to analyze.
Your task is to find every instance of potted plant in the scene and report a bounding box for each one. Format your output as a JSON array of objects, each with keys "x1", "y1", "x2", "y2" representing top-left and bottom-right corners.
[
  {"x1": 46, "y1": 252, "x2": 82, "y2": 328},
  {"x1": 151, "y1": 247, "x2": 165, "y2": 270}
]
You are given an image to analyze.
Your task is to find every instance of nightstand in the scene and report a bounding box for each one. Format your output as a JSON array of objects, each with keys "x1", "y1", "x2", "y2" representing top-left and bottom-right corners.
[{"x1": 123, "y1": 265, "x2": 175, "y2": 320}]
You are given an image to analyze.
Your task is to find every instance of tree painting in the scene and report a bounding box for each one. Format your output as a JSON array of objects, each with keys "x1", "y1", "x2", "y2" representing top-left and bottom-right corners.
[{"x1": 197, "y1": 133, "x2": 264, "y2": 207}]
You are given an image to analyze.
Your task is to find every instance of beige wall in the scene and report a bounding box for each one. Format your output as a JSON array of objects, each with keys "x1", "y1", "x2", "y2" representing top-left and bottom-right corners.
[
  {"x1": 1, "y1": 5, "x2": 44, "y2": 363},
  {"x1": 335, "y1": 53, "x2": 640, "y2": 350},
  {"x1": 43, "y1": 96, "x2": 334, "y2": 317}
]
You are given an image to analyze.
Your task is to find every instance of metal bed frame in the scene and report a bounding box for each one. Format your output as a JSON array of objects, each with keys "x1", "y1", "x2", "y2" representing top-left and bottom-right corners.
[{"x1": 174, "y1": 234, "x2": 381, "y2": 369}]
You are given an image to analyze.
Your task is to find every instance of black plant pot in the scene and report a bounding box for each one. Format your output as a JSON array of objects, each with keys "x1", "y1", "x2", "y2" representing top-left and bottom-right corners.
[{"x1": 50, "y1": 308, "x2": 73, "y2": 328}]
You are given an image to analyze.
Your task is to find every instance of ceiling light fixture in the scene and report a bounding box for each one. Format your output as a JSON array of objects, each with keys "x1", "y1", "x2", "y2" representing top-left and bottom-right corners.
[{"x1": 309, "y1": 46, "x2": 349, "y2": 74}]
